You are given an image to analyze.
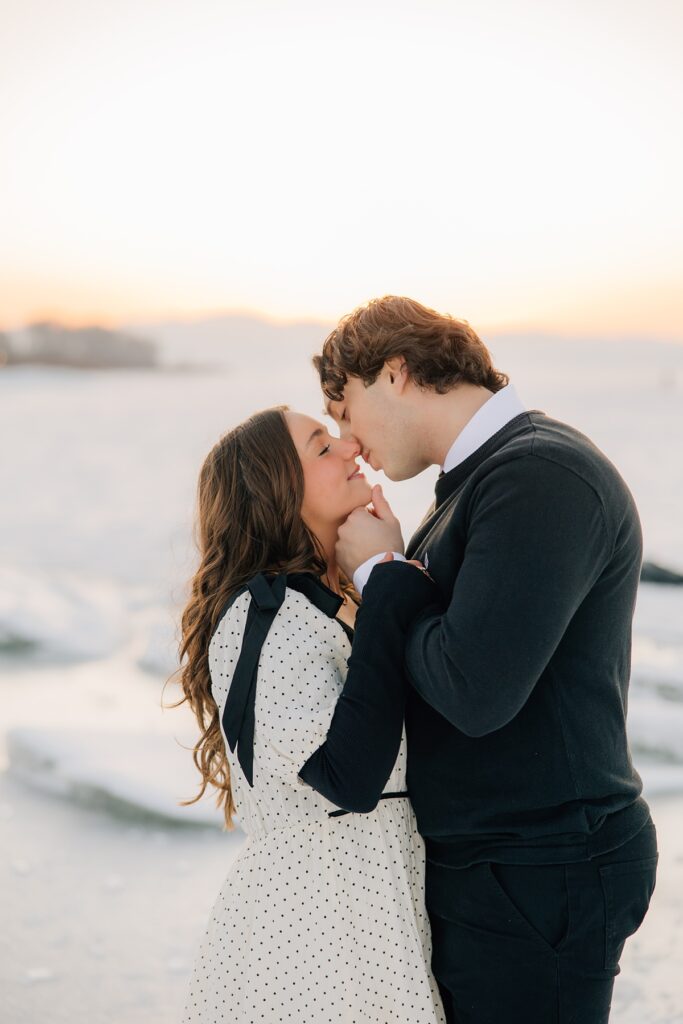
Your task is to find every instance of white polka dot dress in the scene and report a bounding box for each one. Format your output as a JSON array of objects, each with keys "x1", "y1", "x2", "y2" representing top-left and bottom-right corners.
[{"x1": 182, "y1": 586, "x2": 446, "y2": 1023}]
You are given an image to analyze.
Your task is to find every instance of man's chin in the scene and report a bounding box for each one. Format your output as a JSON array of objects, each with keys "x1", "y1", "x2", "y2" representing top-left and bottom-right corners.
[{"x1": 381, "y1": 463, "x2": 422, "y2": 483}]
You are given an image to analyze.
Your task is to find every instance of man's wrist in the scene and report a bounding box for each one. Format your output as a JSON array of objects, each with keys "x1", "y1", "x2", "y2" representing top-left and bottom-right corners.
[{"x1": 353, "y1": 551, "x2": 407, "y2": 595}]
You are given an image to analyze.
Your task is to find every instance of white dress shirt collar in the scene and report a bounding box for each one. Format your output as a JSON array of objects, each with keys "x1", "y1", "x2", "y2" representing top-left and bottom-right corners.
[
  {"x1": 352, "y1": 383, "x2": 527, "y2": 596},
  {"x1": 441, "y1": 383, "x2": 527, "y2": 474}
]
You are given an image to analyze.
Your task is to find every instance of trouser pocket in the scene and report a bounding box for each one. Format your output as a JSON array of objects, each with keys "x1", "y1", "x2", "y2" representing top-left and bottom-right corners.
[
  {"x1": 488, "y1": 861, "x2": 570, "y2": 953},
  {"x1": 598, "y1": 854, "x2": 658, "y2": 971}
]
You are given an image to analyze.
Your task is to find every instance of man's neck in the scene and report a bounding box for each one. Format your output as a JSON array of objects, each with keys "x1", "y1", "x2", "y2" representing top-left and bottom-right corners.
[
  {"x1": 417, "y1": 384, "x2": 496, "y2": 468},
  {"x1": 439, "y1": 383, "x2": 527, "y2": 477}
]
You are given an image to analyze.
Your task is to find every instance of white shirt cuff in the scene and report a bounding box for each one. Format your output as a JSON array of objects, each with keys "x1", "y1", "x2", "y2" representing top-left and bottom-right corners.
[{"x1": 353, "y1": 551, "x2": 407, "y2": 595}]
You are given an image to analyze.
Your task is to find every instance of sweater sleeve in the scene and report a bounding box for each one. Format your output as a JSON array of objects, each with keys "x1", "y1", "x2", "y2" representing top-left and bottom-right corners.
[
  {"x1": 297, "y1": 561, "x2": 441, "y2": 812},
  {"x1": 404, "y1": 454, "x2": 610, "y2": 738}
]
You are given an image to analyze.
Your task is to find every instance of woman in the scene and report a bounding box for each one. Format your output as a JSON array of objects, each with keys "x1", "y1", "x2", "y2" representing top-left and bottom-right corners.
[{"x1": 173, "y1": 405, "x2": 445, "y2": 1023}]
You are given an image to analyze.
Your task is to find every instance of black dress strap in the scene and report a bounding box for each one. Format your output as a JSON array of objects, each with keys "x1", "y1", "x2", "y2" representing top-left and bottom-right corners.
[{"x1": 217, "y1": 571, "x2": 344, "y2": 787}]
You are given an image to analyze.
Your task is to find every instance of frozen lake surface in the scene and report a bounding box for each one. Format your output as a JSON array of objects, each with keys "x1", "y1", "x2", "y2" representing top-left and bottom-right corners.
[{"x1": 1, "y1": 330, "x2": 682, "y2": 1020}]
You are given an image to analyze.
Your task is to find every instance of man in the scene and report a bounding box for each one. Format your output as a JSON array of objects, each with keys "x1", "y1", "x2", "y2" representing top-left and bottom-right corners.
[{"x1": 311, "y1": 296, "x2": 658, "y2": 1024}]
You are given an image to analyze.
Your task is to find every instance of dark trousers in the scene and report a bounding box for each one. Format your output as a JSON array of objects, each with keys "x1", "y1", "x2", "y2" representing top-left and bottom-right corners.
[{"x1": 425, "y1": 819, "x2": 658, "y2": 1024}]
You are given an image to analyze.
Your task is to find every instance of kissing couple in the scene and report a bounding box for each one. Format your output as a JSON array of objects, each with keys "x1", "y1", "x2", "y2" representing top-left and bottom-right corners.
[{"x1": 177, "y1": 296, "x2": 657, "y2": 1024}]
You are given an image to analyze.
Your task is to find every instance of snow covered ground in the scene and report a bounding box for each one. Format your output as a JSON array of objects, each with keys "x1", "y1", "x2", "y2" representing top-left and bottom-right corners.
[{"x1": 1, "y1": 771, "x2": 681, "y2": 1024}]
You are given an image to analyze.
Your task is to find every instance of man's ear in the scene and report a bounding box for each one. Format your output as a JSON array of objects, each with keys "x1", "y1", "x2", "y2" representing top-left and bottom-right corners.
[{"x1": 386, "y1": 356, "x2": 409, "y2": 392}]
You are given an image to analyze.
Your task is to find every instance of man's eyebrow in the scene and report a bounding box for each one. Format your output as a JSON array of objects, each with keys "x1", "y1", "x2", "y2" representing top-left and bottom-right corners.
[{"x1": 306, "y1": 427, "x2": 326, "y2": 448}]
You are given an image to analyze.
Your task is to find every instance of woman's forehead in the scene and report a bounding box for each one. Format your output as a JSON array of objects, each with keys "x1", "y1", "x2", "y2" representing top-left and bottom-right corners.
[{"x1": 284, "y1": 410, "x2": 325, "y2": 446}]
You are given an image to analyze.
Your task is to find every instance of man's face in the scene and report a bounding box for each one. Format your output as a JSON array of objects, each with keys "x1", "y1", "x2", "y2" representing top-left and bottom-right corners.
[{"x1": 325, "y1": 368, "x2": 426, "y2": 481}]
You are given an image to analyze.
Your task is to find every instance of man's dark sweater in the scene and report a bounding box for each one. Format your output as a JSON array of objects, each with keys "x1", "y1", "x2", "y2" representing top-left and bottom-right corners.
[
  {"x1": 387, "y1": 408, "x2": 651, "y2": 866},
  {"x1": 300, "y1": 408, "x2": 651, "y2": 866}
]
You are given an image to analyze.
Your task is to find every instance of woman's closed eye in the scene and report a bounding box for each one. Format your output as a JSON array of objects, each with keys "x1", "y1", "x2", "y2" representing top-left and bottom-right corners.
[{"x1": 319, "y1": 444, "x2": 331, "y2": 456}]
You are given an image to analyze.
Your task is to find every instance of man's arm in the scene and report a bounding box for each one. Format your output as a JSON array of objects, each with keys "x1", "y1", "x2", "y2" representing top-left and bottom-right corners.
[
  {"x1": 298, "y1": 561, "x2": 441, "y2": 811},
  {"x1": 403, "y1": 455, "x2": 610, "y2": 737}
]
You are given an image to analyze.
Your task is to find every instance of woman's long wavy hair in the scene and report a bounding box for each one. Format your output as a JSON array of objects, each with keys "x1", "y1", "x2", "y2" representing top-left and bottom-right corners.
[{"x1": 163, "y1": 406, "x2": 355, "y2": 830}]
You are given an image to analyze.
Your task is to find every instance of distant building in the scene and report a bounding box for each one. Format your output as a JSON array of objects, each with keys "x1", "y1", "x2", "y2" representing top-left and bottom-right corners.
[
  {"x1": 0, "y1": 333, "x2": 9, "y2": 367},
  {"x1": 1, "y1": 322, "x2": 158, "y2": 368}
]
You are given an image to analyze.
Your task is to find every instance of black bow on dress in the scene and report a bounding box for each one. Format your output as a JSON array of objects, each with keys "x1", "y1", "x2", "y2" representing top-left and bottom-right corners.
[{"x1": 218, "y1": 572, "x2": 345, "y2": 787}]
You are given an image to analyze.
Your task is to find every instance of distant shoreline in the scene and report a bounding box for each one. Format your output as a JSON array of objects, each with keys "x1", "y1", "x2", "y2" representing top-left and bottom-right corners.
[
  {"x1": 0, "y1": 322, "x2": 158, "y2": 370},
  {"x1": 0, "y1": 360, "x2": 218, "y2": 374}
]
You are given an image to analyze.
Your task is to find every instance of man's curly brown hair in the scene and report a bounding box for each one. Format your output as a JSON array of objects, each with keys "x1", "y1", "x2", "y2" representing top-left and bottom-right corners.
[{"x1": 313, "y1": 295, "x2": 509, "y2": 402}]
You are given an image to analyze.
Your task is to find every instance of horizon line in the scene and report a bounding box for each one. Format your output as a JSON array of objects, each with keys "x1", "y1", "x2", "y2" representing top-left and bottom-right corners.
[{"x1": 1, "y1": 306, "x2": 682, "y2": 345}]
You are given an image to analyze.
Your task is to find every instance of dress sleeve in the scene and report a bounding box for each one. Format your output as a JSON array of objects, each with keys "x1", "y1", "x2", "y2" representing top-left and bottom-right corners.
[{"x1": 251, "y1": 602, "x2": 343, "y2": 790}]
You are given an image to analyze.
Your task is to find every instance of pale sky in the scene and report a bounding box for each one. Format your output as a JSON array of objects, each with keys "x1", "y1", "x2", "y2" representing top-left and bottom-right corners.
[{"x1": 1, "y1": 0, "x2": 681, "y2": 336}]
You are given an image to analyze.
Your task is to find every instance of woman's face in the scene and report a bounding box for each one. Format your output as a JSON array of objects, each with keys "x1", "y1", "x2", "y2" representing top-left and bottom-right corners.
[{"x1": 285, "y1": 410, "x2": 372, "y2": 531}]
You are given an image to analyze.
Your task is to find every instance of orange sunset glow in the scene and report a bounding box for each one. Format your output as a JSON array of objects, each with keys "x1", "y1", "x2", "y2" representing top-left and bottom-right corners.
[{"x1": 1, "y1": 0, "x2": 681, "y2": 338}]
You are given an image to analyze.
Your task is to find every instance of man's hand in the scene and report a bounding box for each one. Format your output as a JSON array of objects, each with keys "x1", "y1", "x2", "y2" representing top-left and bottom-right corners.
[{"x1": 336, "y1": 485, "x2": 405, "y2": 579}]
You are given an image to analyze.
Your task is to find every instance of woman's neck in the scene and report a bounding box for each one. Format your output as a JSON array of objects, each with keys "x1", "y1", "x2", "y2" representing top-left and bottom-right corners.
[
  {"x1": 322, "y1": 550, "x2": 342, "y2": 596},
  {"x1": 314, "y1": 521, "x2": 343, "y2": 597}
]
